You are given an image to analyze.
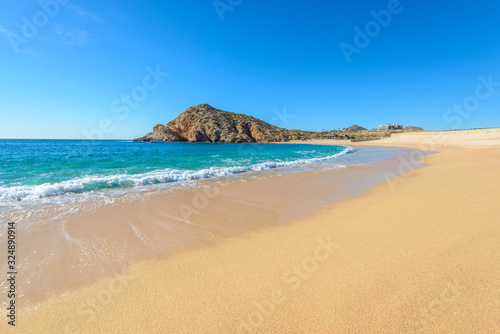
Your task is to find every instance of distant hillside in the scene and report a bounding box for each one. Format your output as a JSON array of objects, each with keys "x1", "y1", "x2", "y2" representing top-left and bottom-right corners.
[
  {"x1": 344, "y1": 125, "x2": 367, "y2": 132},
  {"x1": 404, "y1": 126, "x2": 425, "y2": 132},
  {"x1": 134, "y1": 104, "x2": 309, "y2": 143}
]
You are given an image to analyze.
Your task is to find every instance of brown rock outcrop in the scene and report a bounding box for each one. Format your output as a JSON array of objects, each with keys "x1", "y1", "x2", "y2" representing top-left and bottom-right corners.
[{"x1": 134, "y1": 104, "x2": 309, "y2": 143}]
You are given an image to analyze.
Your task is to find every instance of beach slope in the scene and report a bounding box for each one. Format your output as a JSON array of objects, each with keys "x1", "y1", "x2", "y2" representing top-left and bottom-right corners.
[{"x1": 7, "y1": 130, "x2": 500, "y2": 333}]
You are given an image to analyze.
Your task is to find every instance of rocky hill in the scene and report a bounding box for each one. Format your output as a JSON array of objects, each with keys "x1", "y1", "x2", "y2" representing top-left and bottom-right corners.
[
  {"x1": 344, "y1": 125, "x2": 367, "y2": 132},
  {"x1": 134, "y1": 104, "x2": 309, "y2": 143}
]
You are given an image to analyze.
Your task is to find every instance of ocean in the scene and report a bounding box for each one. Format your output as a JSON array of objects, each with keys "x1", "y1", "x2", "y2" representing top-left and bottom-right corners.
[
  {"x1": 0, "y1": 140, "x2": 352, "y2": 202},
  {"x1": 0, "y1": 139, "x2": 416, "y2": 213}
]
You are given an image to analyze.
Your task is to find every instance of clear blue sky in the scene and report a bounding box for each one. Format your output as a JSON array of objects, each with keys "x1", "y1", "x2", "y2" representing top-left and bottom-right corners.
[{"x1": 1, "y1": 0, "x2": 499, "y2": 139}]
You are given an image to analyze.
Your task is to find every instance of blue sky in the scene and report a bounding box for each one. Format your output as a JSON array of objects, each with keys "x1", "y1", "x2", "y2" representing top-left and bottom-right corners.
[{"x1": 1, "y1": 0, "x2": 499, "y2": 139}]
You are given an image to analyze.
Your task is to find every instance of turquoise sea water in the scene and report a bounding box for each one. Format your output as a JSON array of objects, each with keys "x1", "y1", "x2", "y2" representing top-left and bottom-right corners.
[{"x1": 0, "y1": 140, "x2": 355, "y2": 203}]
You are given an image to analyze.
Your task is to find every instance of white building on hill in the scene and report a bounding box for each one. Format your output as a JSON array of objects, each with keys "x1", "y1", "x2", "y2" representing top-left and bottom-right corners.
[{"x1": 378, "y1": 123, "x2": 403, "y2": 131}]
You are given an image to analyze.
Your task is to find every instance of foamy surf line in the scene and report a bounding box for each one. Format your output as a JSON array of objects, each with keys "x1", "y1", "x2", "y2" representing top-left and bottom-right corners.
[{"x1": 0, "y1": 146, "x2": 355, "y2": 202}]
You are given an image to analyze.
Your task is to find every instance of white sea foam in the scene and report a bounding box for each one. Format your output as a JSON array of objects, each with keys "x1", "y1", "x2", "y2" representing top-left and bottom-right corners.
[{"x1": 0, "y1": 146, "x2": 355, "y2": 202}]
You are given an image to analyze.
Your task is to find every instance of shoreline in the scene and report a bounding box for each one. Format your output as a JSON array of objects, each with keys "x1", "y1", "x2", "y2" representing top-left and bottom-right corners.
[
  {"x1": 2, "y1": 130, "x2": 499, "y2": 333},
  {"x1": 1, "y1": 146, "x2": 423, "y2": 307}
]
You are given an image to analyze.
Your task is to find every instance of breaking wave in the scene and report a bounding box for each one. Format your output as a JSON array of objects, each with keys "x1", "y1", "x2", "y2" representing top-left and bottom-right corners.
[{"x1": 0, "y1": 146, "x2": 354, "y2": 202}]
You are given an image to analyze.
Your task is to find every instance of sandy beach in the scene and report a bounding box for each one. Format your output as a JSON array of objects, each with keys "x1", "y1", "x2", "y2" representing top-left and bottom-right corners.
[{"x1": 4, "y1": 129, "x2": 500, "y2": 333}]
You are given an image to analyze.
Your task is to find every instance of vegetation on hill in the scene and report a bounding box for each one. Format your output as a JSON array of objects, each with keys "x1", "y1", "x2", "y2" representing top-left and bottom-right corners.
[{"x1": 135, "y1": 104, "x2": 426, "y2": 143}]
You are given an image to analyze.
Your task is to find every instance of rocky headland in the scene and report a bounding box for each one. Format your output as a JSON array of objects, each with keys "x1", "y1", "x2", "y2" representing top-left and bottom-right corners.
[{"x1": 134, "y1": 104, "x2": 309, "y2": 143}]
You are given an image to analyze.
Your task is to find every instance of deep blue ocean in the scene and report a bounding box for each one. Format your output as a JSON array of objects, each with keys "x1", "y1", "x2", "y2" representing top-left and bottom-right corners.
[{"x1": 0, "y1": 140, "x2": 355, "y2": 203}]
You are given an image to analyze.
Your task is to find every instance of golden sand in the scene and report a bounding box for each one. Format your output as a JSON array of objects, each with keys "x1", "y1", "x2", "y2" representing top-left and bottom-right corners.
[{"x1": 4, "y1": 130, "x2": 500, "y2": 333}]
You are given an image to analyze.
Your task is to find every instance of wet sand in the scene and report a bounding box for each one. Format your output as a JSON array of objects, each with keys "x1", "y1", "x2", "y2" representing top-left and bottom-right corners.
[
  {"x1": 3, "y1": 130, "x2": 500, "y2": 333},
  {"x1": 0, "y1": 147, "x2": 421, "y2": 306}
]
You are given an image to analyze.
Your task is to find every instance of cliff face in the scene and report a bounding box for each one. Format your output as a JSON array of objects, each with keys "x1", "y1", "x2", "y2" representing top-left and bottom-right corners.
[{"x1": 134, "y1": 104, "x2": 308, "y2": 143}]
